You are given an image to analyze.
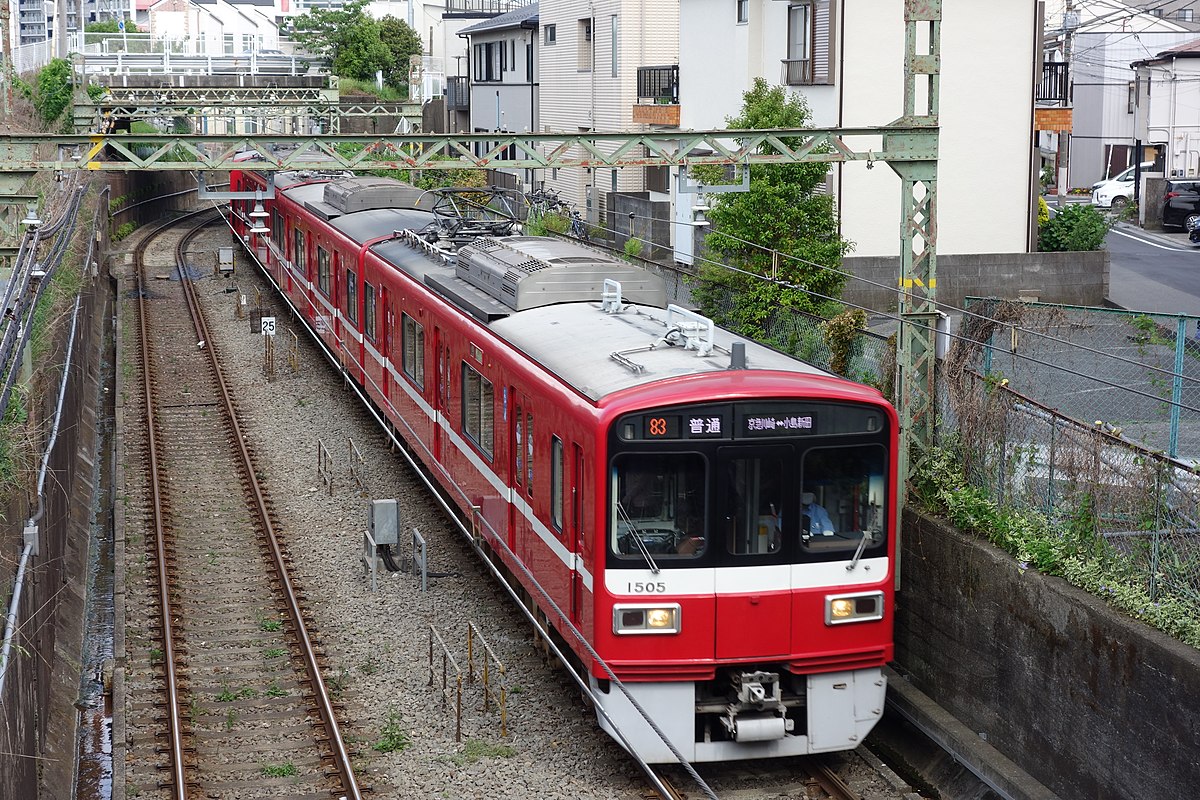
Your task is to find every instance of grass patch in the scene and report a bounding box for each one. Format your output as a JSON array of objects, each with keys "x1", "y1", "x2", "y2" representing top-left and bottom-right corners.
[
  {"x1": 260, "y1": 617, "x2": 283, "y2": 632},
  {"x1": 260, "y1": 762, "x2": 298, "y2": 778},
  {"x1": 450, "y1": 738, "x2": 517, "y2": 765},
  {"x1": 373, "y1": 711, "x2": 411, "y2": 754},
  {"x1": 215, "y1": 686, "x2": 257, "y2": 702},
  {"x1": 264, "y1": 647, "x2": 286, "y2": 659}
]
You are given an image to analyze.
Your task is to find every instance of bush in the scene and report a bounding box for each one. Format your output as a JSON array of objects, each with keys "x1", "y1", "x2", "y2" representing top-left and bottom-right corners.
[
  {"x1": 1037, "y1": 196, "x2": 1050, "y2": 228},
  {"x1": 1038, "y1": 203, "x2": 1111, "y2": 252}
]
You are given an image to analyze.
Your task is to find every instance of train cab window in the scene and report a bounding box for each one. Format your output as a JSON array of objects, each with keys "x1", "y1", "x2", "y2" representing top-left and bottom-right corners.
[
  {"x1": 363, "y1": 282, "x2": 376, "y2": 340},
  {"x1": 611, "y1": 454, "x2": 706, "y2": 560},
  {"x1": 462, "y1": 363, "x2": 494, "y2": 458},
  {"x1": 551, "y1": 436, "x2": 564, "y2": 532},
  {"x1": 798, "y1": 445, "x2": 887, "y2": 554},
  {"x1": 346, "y1": 267, "x2": 359, "y2": 324},
  {"x1": 316, "y1": 247, "x2": 331, "y2": 295},
  {"x1": 292, "y1": 228, "x2": 304, "y2": 268},
  {"x1": 401, "y1": 313, "x2": 424, "y2": 387}
]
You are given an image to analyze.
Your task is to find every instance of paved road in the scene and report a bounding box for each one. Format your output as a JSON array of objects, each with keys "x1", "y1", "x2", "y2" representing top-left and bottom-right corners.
[{"x1": 1105, "y1": 222, "x2": 1200, "y2": 316}]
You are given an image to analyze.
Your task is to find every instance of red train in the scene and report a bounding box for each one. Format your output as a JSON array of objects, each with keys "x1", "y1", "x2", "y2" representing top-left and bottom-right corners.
[{"x1": 228, "y1": 168, "x2": 897, "y2": 763}]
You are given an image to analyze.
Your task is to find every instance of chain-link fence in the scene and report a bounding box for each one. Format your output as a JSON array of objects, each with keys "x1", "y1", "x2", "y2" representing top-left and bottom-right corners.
[
  {"x1": 942, "y1": 299, "x2": 1200, "y2": 630},
  {"x1": 638, "y1": 258, "x2": 893, "y2": 389}
]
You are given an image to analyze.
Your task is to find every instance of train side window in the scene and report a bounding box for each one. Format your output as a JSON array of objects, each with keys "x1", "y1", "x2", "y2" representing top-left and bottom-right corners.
[
  {"x1": 292, "y1": 227, "x2": 304, "y2": 267},
  {"x1": 514, "y1": 404, "x2": 523, "y2": 487},
  {"x1": 346, "y1": 267, "x2": 359, "y2": 324},
  {"x1": 462, "y1": 363, "x2": 494, "y2": 458},
  {"x1": 363, "y1": 282, "x2": 376, "y2": 340},
  {"x1": 525, "y1": 411, "x2": 534, "y2": 494},
  {"x1": 401, "y1": 313, "x2": 424, "y2": 387},
  {"x1": 551, "y1": 436, "x2": 564, "y2": 532},
  {"x1": 316, "y1": 246, "x2": 331, "y2": 295},
  {"x1": 271, "y1": 210, "x2": 284, "y2": 249}
]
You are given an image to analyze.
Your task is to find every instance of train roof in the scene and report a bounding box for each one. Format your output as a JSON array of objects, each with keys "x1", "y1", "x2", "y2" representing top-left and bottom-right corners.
[
  {"x1": 263, "y1": 172, "x2": 846, "y2": 404},
  {"x1": 489, "y1": 302, "x2": 835, "y2": 402}
]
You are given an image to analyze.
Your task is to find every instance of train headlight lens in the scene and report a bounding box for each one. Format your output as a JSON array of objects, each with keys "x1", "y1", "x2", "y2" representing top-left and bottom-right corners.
[
  {"x1": 613, "y1": 604, "x2": 680, "y2": 635},
  {"x1": 825, "y1": 591, "x2": 885, "y2": 625}
]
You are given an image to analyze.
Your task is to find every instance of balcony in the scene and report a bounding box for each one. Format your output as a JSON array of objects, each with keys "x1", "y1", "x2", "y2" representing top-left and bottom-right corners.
[
  {"x1": 782, "y1": 58, "x2": 812, "y2": 86},
  {"x1": 445, "y1": 0, "x2": 533, "y2": 18},
  {"x1": 1038, "y1": 61, "x2": 1069, "y2": 103},
  {"x1": 446, "y1": 76, "x2": 469, "y2": 112},
  {"x1": 633, "y1": 65, "x2": 679, "y2": 126}
]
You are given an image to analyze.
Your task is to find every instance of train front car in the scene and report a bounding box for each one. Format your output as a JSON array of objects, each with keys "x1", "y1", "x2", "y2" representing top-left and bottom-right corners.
[{"x1": 589, "y1": 325, "x2": 896, "y2": 763}]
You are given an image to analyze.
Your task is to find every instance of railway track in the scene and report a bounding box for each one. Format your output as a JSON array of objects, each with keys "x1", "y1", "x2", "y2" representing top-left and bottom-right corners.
[{"x1": 123, "y1": 211, "x2": 360, "y2": 799}]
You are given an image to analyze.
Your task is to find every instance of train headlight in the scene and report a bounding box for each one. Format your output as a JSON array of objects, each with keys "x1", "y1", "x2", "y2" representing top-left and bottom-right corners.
[
  {"x1": 825, "y1": 591, "x2": 885, "y2": 625},
  {"x1": 613, "y1": 604, "x2": 681, "y2": 635}
]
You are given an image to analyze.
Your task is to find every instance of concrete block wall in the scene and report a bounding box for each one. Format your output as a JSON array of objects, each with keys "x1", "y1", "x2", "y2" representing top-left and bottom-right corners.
[
  {"x1": 895, "y1": 511, "x2": 1200, "y2": 800},
  {"x1": 842, "y1": 251, "x2": 1110, "y2": 314}
]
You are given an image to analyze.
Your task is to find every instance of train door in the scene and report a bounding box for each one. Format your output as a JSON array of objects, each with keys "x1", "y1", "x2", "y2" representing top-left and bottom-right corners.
[
  {"x1": 433, "y1": 327, "x2": 448, "y2": 463},
  {"x1": 713, "y1": 445, "x2": 793, "y2": 659},
  {"x1": 507, "y1": 388, "x2": 524, "y2": 554},
  {"x1": 570, "y1": 442, "x2": 585, "y2": 625},
  {"x1": 382, "y1": 296, "x2": 394, "y2": 405}
]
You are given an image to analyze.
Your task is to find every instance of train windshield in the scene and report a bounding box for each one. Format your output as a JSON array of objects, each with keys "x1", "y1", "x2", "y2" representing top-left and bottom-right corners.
[
  {"x1": 611, "y1": 454, "x2": 707, "y2": 561},
  {"x1": 608, "y1": 401, "x2": 891, "y2": 567}
]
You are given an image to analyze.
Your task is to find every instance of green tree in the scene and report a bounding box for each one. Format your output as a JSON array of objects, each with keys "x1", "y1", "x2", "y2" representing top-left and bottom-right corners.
[
  {"x1": 378, "y1": 17, "x2": 423, "y2": 90},
  {"x1": 32, "y1": 58, "x2": 73, "y2": 129},
  {"x1": 291, "y1": 0, "x2": 393, "y2": 83},
  {"x1": 693, "y1": 78, "x2": 852, "y2": 338},
  {"x1": 1037, "y1": 203, "x2": 1111, "y2": 252}
]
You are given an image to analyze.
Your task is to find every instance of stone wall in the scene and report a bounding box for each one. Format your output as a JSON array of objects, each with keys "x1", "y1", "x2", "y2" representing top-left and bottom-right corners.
[
  {"x1": 896, "y1": 511, "x2": 1200, "y2": 800},
  {"x1": 842, "y1": 251, "x2": 1109, "y2": 314}
]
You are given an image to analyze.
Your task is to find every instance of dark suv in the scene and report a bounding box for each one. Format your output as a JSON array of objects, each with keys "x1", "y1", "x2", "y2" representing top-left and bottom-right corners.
[{"x1": 1162, "y1": 180, "x2": 1200, "y2": 229}]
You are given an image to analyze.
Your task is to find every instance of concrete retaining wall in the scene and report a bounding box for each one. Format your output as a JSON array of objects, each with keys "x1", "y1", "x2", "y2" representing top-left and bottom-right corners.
[
  {"x1": 896, "y1": 511, "x2": 1200, "y2": 800},
  {"x1": 840, "y1": 251, "x2": 1110, "y2": 314}
]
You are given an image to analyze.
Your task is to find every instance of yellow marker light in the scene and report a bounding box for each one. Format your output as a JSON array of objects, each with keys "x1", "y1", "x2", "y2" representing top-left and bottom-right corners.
[
  {"x1": 646, "y1": 608, "x2": 674, "y2": 628},
  {"x1": 830, "y1": 599, "x2": 855, "y2": 619},
  {"x1": 613, "y1": 604, "x2": 681, "y2": 635},
  {"x1": 825, "y1": 591, "x2": 885, "y2": 625}
]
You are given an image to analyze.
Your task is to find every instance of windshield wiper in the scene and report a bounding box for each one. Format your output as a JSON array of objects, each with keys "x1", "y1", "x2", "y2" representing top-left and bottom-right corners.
[
  {"x1": 616, "y1": 502, "x2": 660, "y2": 574},
  {"x1": 846, "y1": 530, "x2": 872, "y2": 572}
]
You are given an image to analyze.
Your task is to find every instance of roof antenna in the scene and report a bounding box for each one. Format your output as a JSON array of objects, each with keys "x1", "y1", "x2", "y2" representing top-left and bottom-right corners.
[{"x1": 729, "y1": 341, "x2": 746, "y2": 370}]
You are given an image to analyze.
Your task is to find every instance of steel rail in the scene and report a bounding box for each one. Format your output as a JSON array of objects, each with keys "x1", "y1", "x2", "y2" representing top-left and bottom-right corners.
[
  {"x1": 174, "y1": 221, "x2": 363, "y2": 800},
  {"x1": 135, "y1": 211, "x2": 203, "y2": 800}
]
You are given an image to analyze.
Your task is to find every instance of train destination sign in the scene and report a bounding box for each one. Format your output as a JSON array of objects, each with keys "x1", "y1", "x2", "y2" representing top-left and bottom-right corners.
[
  {"x1": 741, "y1": 412, "x2": 816, "y2": 437},
  {"x1": 637, "y1": 412, "x2": 728, "y2": 440}
]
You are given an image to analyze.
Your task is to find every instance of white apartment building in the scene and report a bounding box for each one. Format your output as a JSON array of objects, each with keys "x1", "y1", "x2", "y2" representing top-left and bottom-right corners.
[
  {"x1": 1134, "y1": 37, "x2": 1200, "y2": 177},
  {"x1": 680, "y1": 0, "x2": 1039, "y2": 258},
  {"x1": 537, "y1": 0, "x2": 679, "y2": 221}
]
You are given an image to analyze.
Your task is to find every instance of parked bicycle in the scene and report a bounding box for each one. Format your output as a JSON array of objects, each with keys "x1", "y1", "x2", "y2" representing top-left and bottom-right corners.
[
  {"x1": 569, "y1": 209, "x2": 591, "y2": 242},
  {"x1": 525, "y1": 188, "x2": 567, "y2": 223}
]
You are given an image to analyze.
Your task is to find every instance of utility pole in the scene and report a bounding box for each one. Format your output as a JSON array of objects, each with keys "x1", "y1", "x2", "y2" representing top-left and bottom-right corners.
[{"x1": 1057, "y1": 1, "x2": 1078, "y2": 200}]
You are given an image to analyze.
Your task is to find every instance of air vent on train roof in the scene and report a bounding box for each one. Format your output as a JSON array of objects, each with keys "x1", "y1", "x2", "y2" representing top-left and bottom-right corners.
[
  {"x1": 456, "y1": 236, "x2": 667, "y2": 312},
  {"x1": 323, "y1": 176, "x2": 427, "y2": 214}
]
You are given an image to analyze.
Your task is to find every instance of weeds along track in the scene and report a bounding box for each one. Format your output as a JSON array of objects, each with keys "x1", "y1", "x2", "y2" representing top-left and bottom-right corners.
[{"x1": 122, "y1": 210, "x2": 360, "y2": 800}]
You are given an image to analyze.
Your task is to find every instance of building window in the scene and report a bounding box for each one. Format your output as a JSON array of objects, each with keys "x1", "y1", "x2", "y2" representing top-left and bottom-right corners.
[
  {"x1": 545, "y1": 24, "x2": 556, "y2": 45},
  {"x1": 1128, "y1": 81, "x2": 1136, "y2": 115},
  {"x1": 1179, "y1": 9, "x2": 1193, "y2": 22},
  {"x1": 345, "y1": 268, "x2": 358, "y2": 324},
  {"x1": 551, "y1": 436, "x2": 564, "y2": 532},
  {"x1": 784, "y1": 1, "x2": 833, "y2": 86},
  {"x1": 401, "y1": 312, "x2": 424, "y2": 387},
  {"x1": 363, "y1": 281, "x2": 376, "y2": 340},
  {"x1": 316, "y1": 246, "x2": 330, "y2": 295},
  {"x1": 737, "y1": 0, "x2": 749, "y2": 23},
  {"x1": 578, "y1": 17, "x2": 593, "y2": 71},
  {"x1": 462, "y1": 363, "x2": 494, "y2": 458},
  {"x1": 611, "y1": 15, "x2": 618, "y2": 77}
]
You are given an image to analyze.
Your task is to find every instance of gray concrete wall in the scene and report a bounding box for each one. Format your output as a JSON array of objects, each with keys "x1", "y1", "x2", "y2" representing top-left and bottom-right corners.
[
  {"x1": 896, "y1": 511, "x2": 1200, "y2": 800},
  {"x1": 842, "y1": 251, "x2": 1109, "y2": 314},
  {"x1": 607, "y1": 192, "x2": 672, "y2": 261}
]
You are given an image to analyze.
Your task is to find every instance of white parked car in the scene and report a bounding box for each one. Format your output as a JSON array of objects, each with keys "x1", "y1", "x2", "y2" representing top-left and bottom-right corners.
[{"x1": 1090, "y1": 162, "x2": 1155, "y2": 211}]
